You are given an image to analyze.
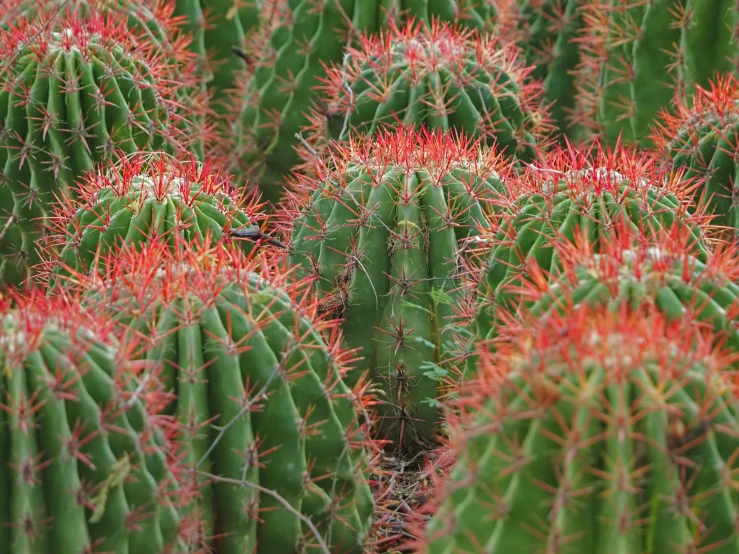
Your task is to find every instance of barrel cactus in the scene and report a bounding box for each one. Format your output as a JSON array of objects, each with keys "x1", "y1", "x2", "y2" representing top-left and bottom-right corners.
[
  {"x1": 472, "y1": 141, "x2": 711, "y2": 344},
  {"x1": 574, "y1": 0, "x2": 739, "y2": 146},
  {"x1": 226, "y1": 0, "x2": 500, "y2": 203},
  {"x1": 423, "y1": 302, "x2": 739, "y2": 553},
  {"x1": 78, "y1": 239, "x2": 376, "y2": 554},
  {"x1": 0, "y1": 290, "x2": 194, "y2": 552},
  {"x1": 502, "y1": 221, "x2": 739, "y2": 352},
  {"x1": 306, "y1": 20, "x2": 549, "y2": 167},
  {"x1": 653, "y1": 74, "x2": 739, "y2": 237},
  {"x1": 43, "y1": 152, "x2": 264, "y2": 283},
  {"x1": 173, "y1": 0, "x2": 261, "y2": 110},
  {"x1": 0, "y1": 12, "x2": 198, "y2": 287},
  {"x1": 286, "y1": 127, "x2": 508, "y2": 446},
  {"x1": 504, "y1": 0, "x2": 585, "y2": 139}
]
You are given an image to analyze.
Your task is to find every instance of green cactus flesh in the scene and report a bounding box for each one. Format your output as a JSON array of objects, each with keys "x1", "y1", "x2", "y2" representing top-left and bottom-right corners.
[
  {"x1": 509, "y1": 0, "x2": 584, "y2": 139},
  {"x1": 426, "y1": 303, "x2": 739, "y2": 553},
  {"x1": 473, "y1": 143, "x2": 710, "y2": 344},
  {"x1": 228, "y1": 0, "x2": 498, "y2": 204},
  {"x1": 173, "y1": 0, "x2": 260, "y2": 110},
  {"x1": 47, "y1": 153, "x2": 261, "y2": 283},
  {"x1": 576, "y1": 0, "x2": 739, "y2": 146},
  {"x1": 288, "y1": 128, "x2": 506, "y2": 446},
  {"x1": 82, "y1": 240, "x2": 375, "y2": 554},
  {"x1": 0, "y1": 13, "x2": 195, "y2": 287},
  {"x1": 0, "y1": 293, "x2": 190, "y2": 553}
]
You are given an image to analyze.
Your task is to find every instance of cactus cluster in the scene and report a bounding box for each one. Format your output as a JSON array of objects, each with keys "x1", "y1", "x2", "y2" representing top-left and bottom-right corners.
[
  {"x1": 425, "y1": 302, "x2": 739, "y2": 553},
  {"x1": 0, "y1": 12, "x2": 198, "y2": 286},
  {"x1": 287, "y1": 127, "x2": 507, "y2": 445},
  {"x1": 4, "y1": 1, "x2": 739, "y2": 553},
  {"x1": 0, "y1": 291, "x2": 193, "y2": 553},
  {"x1": 76, "y1": 239, "x2": 376, "y2": 553},
  {"x1": 471, "y1": 142, "x2": 710, "y2": 343}
]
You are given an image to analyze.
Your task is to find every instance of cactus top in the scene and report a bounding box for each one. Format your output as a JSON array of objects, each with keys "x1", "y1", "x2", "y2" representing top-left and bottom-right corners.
[
  {"x1": 423, "y1": 302, "x2": 739, "y2": 553},
  {"x1": 654, "y1": 75, "x2": 739, "y2": 156},
  {"x1": 44, "y1": 153, "x2": 263, "y2": 281},
  {"x1": 500, "y1": 221, "x2": 739, "y2": 351},
  {"x1": 469, "y1": 141, "x2": 713, "y2": 343},
  {"x1": 311, "y1": 20, "x2": 550, "y2": 163}
]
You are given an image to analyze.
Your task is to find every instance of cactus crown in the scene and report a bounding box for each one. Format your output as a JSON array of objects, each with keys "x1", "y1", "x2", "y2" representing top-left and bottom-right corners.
[
  {"x1": 41, "y1": 152, "x2": 264, "y2": 282},
  {"x1": 307, "y1": 19, "x2": 550, "y2": 163},
  {"x1": 499, "y1": 222, "x2": 739, "y2": 339},
  {"x1": 0, "y1": 10, "x2": 194, "y2": 155},
  {"x1": 653, "y1": 74, "x2": 739, "y2": 156},
  {"x1": 506, "y1": 140, "x2": 701, "y2": 209}
]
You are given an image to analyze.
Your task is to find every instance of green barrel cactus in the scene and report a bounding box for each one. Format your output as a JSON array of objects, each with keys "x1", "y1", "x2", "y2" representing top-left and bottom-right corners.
[
  {"x1": 654, "y1": 74, "x2": 739, "y2": 237},
  {"x1": 79, "y1": 239, "x2": 376, "y2": 554},
  {"x1": 173, "y1": 0, "x2": 260, "y2": 111},
  {"x1": 506, "y1": 0, "x2": 585, "y2": 139},
  {"x1": 226, "y1": 0, "x2": 499, "y2": 204},
  {"x1": 44, "y1": 152, "x2": 264, "y2": 283},
  {"x1": 473, "y1": 140, "x2": 711, "y2": 344},
  {"x1": 307, "y1": 20, "x2": 550, "y2": 168},
  {"x1": 424, "y1": 302, "x2": 739, "y2": 553},
  {"x1": 287, "y1": 127, "x2": 507, "y2": 446},
  {"x1": 575, "y1": 0, "x2": 739, "y2": 147},
  {"x1": 500, "y1": 221, "x2": 739, "y2": 352},
  {"x1": 0, "y1": 291, "x2": 193, "y2": 553},
  {"x1": 0, "y1": 12, "x2": 198, "y2": 287}
]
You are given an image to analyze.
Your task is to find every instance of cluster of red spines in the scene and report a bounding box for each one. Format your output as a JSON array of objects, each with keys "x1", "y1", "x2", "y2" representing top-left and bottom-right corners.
[
  {"x1": 510, "y1": 140, "x2": 704, "y2": 208},
  {"x1": 652, "y1": 74, "x2": 739, "y2": 156},
  {"x1": 43, "y1": 152, "x2": 265, "y2": 256},
  {"x1": 282, "y1": 125, "x2": 511, "y2": 229},
  {"x1": 507, "y1": 220, "x2": 739, "y2": 315},
  {"x1": 0, "y1": 0, "x2": 195, "y2": 66}
]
